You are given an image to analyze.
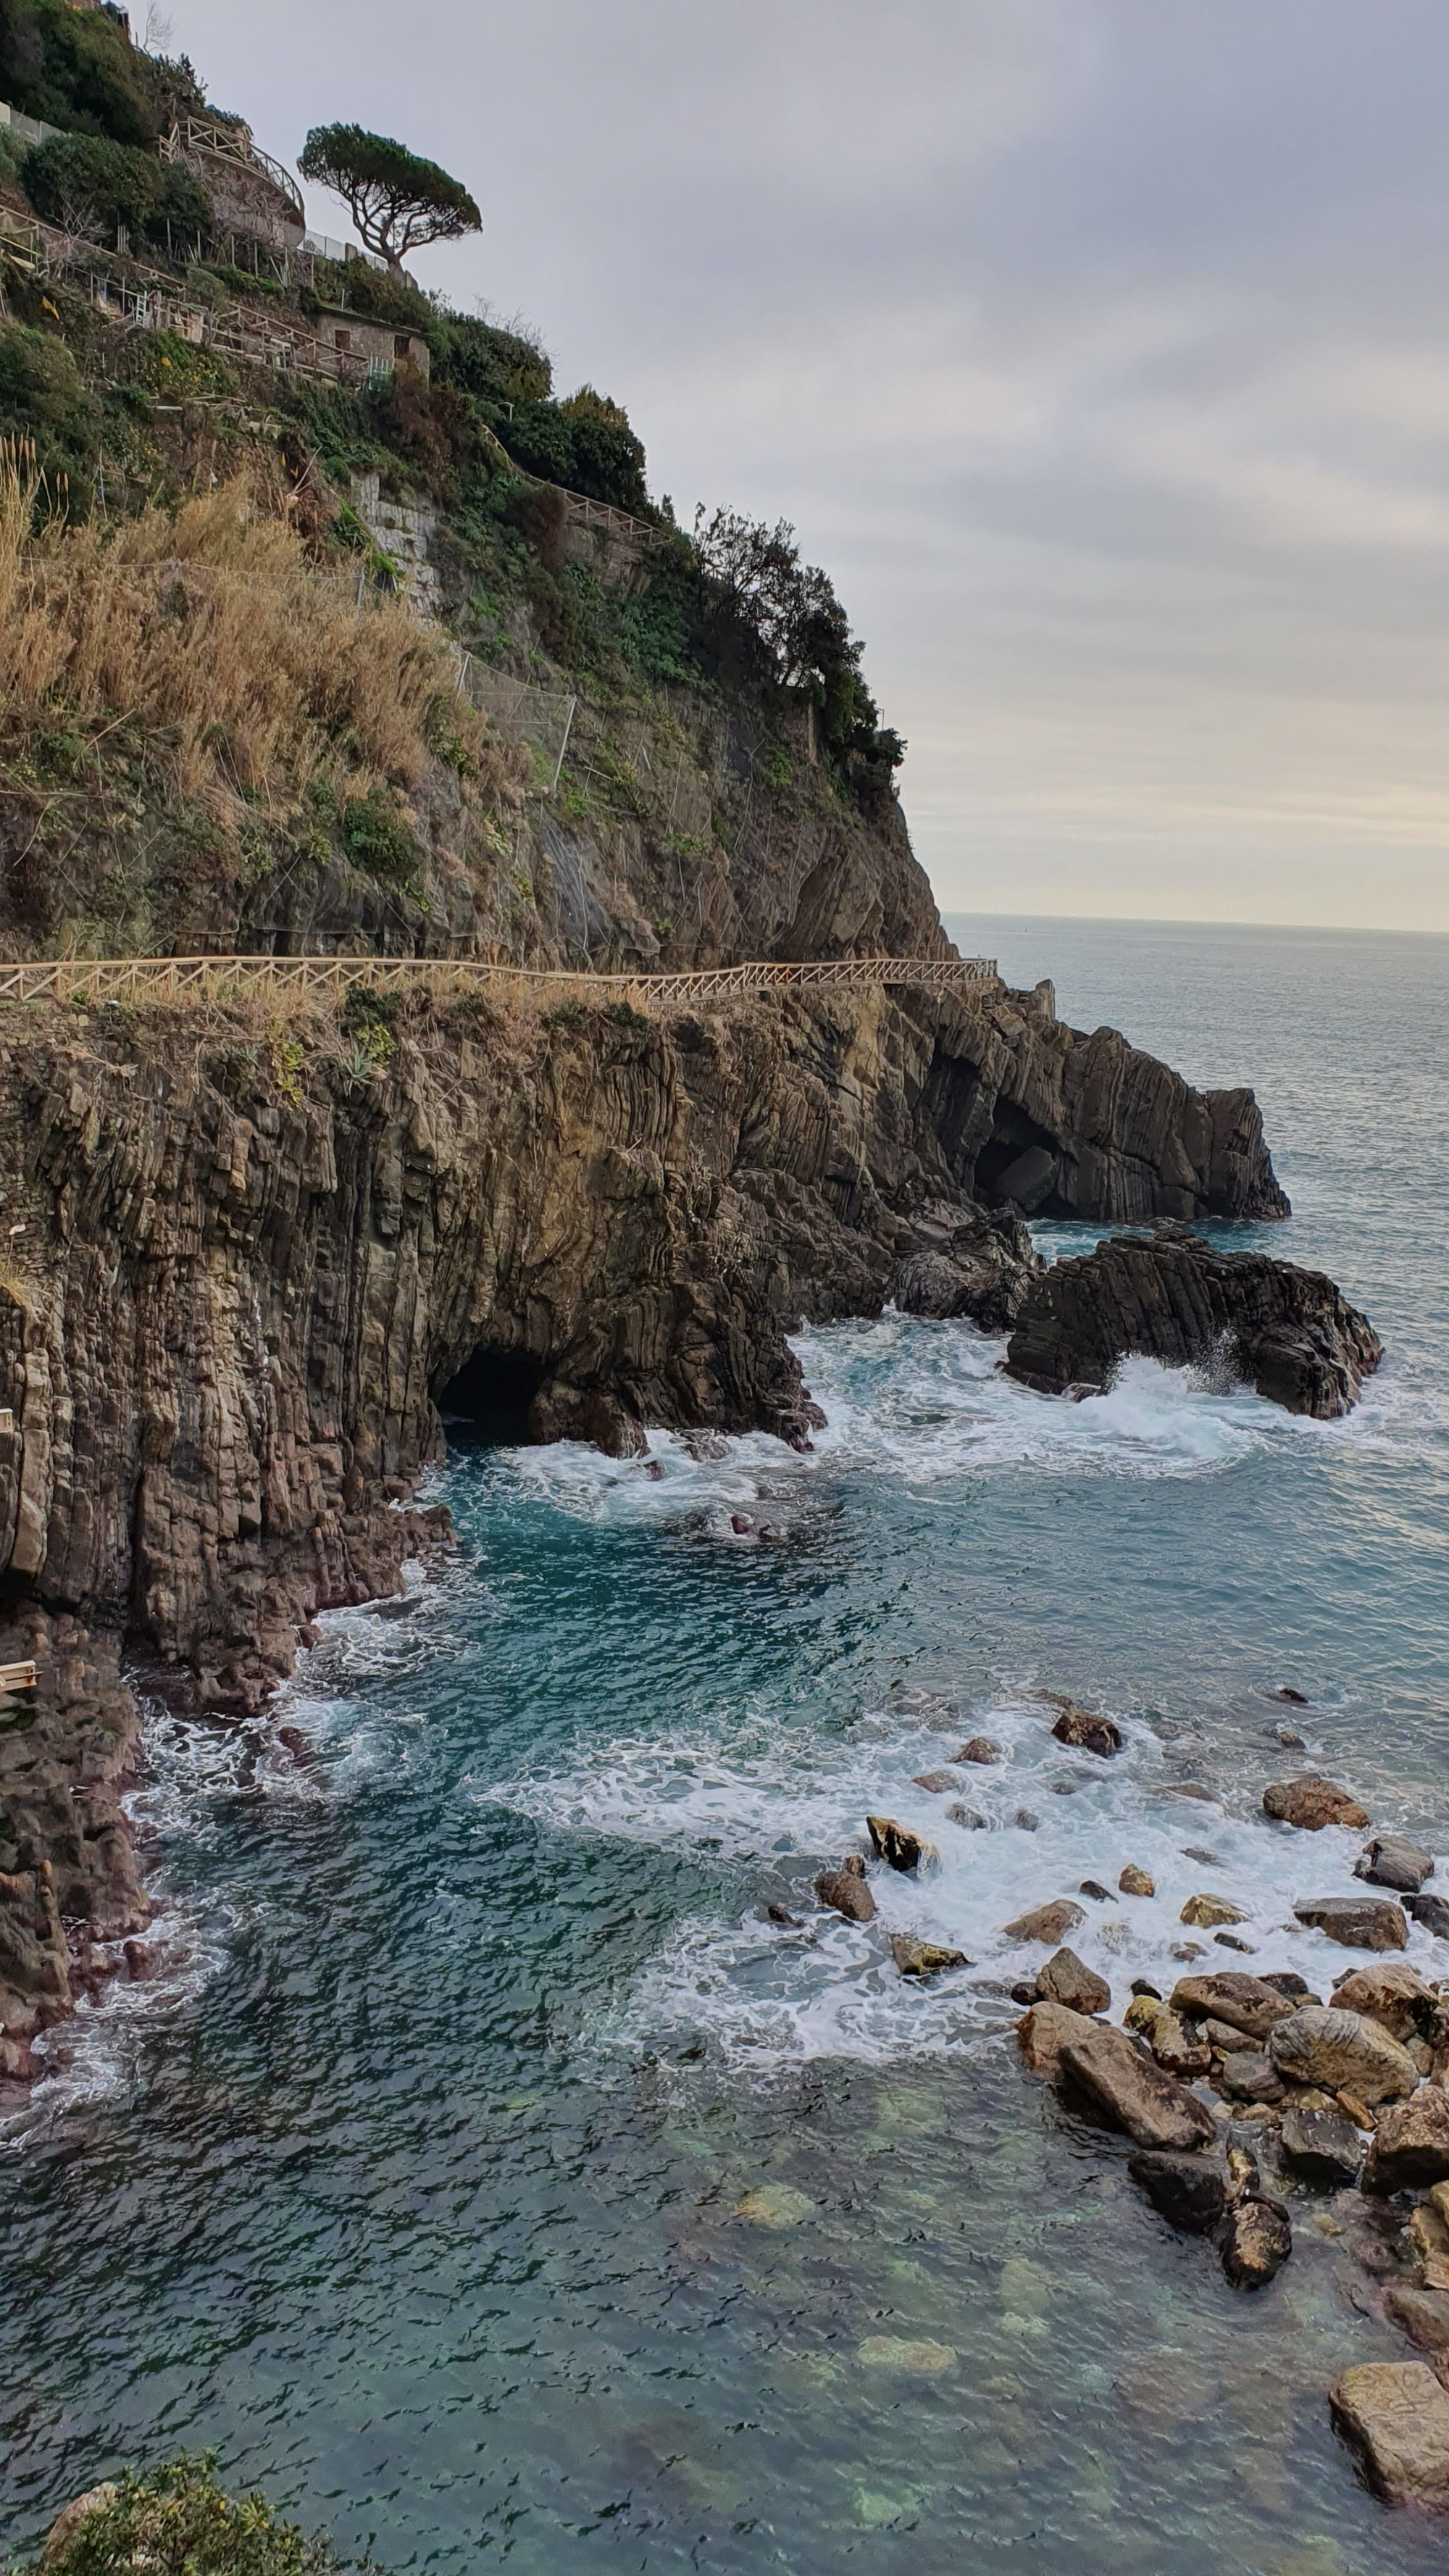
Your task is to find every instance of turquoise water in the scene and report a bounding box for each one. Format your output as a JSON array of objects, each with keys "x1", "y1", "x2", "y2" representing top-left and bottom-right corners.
[{"x1": 4, "y1": 919, "x2": 1449, "y2": 2572}]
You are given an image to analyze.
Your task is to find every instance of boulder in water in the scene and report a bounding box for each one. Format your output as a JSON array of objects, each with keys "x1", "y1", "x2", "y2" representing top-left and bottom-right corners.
[
  {"x1": 889, "y1": 1933, "x2": 968, "y2": 1979},
  {"x1": 1170, "y1": 1972, "x2": 1295, "y2": 2041},
  {"x1": 1356, "y1": 1836, "x2": 1435, "y2": 1894},
  {"x1": 1264, "y1": 1776, "x2": 1371, "y2": 1830},
  {"x1": 1003, "y1": 1898, "x2": 1085, "y2": 1945},
  {"x1": 1220, "y1": 2198, "x2": 1292, "y2": 2289},
  {"x1": 867, "y1": 1815, "x2": 938, "y2": 1873},
  {"x1": 1411, "y1": 1893, "x2": 1449, "y2": 1941},
  {"x1": 1036, "y1": 1946, "x2": 1111, "y2": 2014},
  {"x1": 1364, "y1": 2091, "x2": 1449, "y2": 2195},
  {"x1": 1128, "y1": 2148, "x2": 1227, "y2": 2234},
  {"x1": 1295, "y1": 1896, "x2": 1407, "y2": 1951},
  {"x1": 1268, "y1": 2005, "x2": 1419, "y2": 2104},
  {"x1": 1056, "y1": 2020, "x2": 1218, "y2": 2150},
  {"x1": 1180, "y1": 1893, "x2": 1247, "y2": 1929},
  {"x1": 1003, "y1": 1223, "x2": 1382, "y2": 1417},
  {"x1": 1017, "y1": 2001, "x2": 1097, "y2": 2076},
  {"x1": 1329, "y1": 2362, "x2": 1449, "y2": 2507},
  {"x1": 1119, "y1": 1864, "x2": 1156, "y2": 1897},
  {"x1": 1051, "y1": 1704, "x2": 1122, "y2": 1758},
  {"x1": 1279, "y1": 2105, "x2": 1364, "y2": 2186},
  {"x1": 955, "y1": 1736, "x2": 1003, "y2": 1765},
  {"x1": 815, "y1": 1858, "x2": 876, "y2": 1922}
]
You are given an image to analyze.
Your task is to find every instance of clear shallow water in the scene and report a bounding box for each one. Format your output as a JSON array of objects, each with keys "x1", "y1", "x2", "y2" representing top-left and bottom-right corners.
[{"x1": 4, "y1": 920, "x2": 1449, "y2": 2572}]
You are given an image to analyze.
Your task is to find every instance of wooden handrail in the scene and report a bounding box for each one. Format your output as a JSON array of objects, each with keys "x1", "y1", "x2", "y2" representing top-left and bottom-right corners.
[{"x1": 0, "y1": 954, "x2": 999, "y2": 1009}]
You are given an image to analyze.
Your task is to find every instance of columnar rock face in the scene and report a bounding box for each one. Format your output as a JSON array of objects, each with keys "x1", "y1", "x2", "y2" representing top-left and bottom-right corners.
[
  {"x1": 0, "y1": 975, "x2": 1288, "y2": 2068},
  {"x1": 1005, "y1": 1225, "x2": 1380, "y2": 1417}
]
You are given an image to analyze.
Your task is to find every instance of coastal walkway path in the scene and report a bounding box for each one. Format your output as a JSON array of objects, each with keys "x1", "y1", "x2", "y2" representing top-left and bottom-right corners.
[{"x1": 0, "y1": 953, "x2": 999, "y2": 1010}]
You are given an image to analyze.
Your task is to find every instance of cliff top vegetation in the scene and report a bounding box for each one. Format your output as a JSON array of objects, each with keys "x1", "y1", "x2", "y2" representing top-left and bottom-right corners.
[{"x1": 0, "y1": 12, "x2": 930, "y2": 972}]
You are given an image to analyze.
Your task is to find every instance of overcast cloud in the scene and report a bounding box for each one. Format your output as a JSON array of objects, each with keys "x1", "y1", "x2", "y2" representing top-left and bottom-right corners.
[{"x1": 172, "y1": 0, "x2": 1449, "y2": 928}]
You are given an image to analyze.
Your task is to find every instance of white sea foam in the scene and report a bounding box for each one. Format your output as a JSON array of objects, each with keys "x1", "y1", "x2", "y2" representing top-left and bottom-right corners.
[
  {"x1": 495, "y1": 1322, "x2": 1310, "y2": 1546},
  {"x1": 482, "y1": 1691, "x2": 1448, "y2": 2075}
]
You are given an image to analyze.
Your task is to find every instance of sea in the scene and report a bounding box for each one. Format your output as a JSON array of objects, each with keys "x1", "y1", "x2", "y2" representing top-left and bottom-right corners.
[{"x1": 3, "y1": 915, "x2": 1448, "y2": 2573}]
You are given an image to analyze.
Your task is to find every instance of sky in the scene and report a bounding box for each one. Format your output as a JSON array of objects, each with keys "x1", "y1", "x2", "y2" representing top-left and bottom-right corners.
[{"x1": 164, "y1": 0, "x2": 1449, "y2": 931}]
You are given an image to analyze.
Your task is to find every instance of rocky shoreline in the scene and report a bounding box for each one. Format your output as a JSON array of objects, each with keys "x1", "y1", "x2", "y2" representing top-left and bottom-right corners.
[
  {"x1": 806, "y1": 1713, "x2": 1449, "y2": 2511},
  {"x1": 0, "y1": 972, "x2": 1293, "y2": 2083}
]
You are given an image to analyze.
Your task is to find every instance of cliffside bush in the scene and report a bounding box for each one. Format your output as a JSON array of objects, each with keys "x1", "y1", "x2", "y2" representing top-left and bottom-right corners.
[
  {"x1": 503, "y1": 386, "x2": 648, "y2": 514},
  {"x1": 431, "y1": 311, "x2": 551, "y2": 409},
  {"x1": 21, "y1": 133, "x2": 211, "y2": 254},
  {"x1": 0, "y1": 0, "x2": 155, "y2": 145},
  {"x1": 14, "y1": 2454, "x2": 374, "y2": 2574},
  {"x1": 0, "y1": 330, "x2": 100, "y2": 494}
]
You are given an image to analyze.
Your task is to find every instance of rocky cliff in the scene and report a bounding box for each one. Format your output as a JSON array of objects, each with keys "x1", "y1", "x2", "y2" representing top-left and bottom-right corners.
[{"x1": 0, "y1": 968, "x2": 1287, "y2": 2077}]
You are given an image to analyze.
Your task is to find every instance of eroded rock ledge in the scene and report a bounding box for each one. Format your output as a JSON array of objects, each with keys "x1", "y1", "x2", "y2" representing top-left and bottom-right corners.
[{"x1": 0, "y1": 975, "x2": 1285, "y2": 2072}]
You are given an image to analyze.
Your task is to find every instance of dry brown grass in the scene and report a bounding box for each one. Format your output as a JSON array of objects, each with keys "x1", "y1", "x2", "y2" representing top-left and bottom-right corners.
[{"x1": 0, "y1": 443, "x2": 510, "y2": 825}]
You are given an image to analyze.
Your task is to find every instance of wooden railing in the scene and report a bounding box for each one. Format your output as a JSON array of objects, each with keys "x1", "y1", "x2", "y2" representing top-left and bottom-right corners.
[
  {"x1": 0, "y1": 954, "x2": 998, "y2": 1009},
  {"x1": 0, "y1": 1662, "x2": 36, "y2": 1693}
]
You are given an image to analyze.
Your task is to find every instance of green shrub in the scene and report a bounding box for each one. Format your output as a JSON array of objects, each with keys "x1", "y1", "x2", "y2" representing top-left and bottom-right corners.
[
  {"x1": 617, "y1": 593, "x2": 695, "y2": 683},
  {"x1": 124, "y1": 326, "x2": 235, "y2": 399},
  {"x1": 431, "y1": 311, "x2": 552, "y2": 409},
  {"x1": 22, "y1": 131, "x2": 162, "y2": 236},
  {"x1": 0, "y1": 0, "x2": 156, "y2": 145},
  {"x1": 504, "y1": 386, "x2": 648, "y2": 515},
  {"x1": 15, "y1": 2454, "x2": 372, "y2": 2574},
  {"x1": 340, "y1": 790, "x2": 423, "y2": 891},
  {"x1": 0, "y1": 323, "x2": 101, "y2": 495}
]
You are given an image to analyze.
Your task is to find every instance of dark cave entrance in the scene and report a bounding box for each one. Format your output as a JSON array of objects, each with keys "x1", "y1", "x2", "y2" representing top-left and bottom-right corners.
[{"x1": 438, "y1": 1346, "x2": 546, "y2": 1446}]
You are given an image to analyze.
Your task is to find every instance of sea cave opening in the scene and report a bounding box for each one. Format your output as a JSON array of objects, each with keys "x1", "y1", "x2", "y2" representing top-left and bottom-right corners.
[{"x1": 437, "y1": 1345, "x2": 546, "y2": 1446}]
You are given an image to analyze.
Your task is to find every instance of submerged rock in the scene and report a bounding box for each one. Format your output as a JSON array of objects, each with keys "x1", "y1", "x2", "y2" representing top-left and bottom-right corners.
[
  {"x1": 1295, "y1": 1896, "x2": 1408, "y2": 1952},
  {"x1": 1356, "y1": 1836, "x2": 1435, "y2": 1894},
  {"x1": 1268, "y1": 2006, "x2": 1420, "y2": 2105},
  {"x1": 1329, "y1": 2361, "x2": 1449, "y2": 2507},
  {"x1": 955, "y1": 1736, "x2": 1003, "y2": 1765},
  {"x1": 944, "y1": 1801, "x2": 987, "y2": 1830},
  {"x1": 734, "y1": 2183, "x2": 815, "y2": 2228},
  {"x1": 1002, "y1": 1224, "x2": 1381, "y2": 1416},
  {"x1": 857, "y1": 2335, "x2": 957, "y2": 2374},
  {"x1": 912, "y1": 1769, "x2": 963, "y2": 1794},
  {"x1": 1129, "y1": 2147, "x2": 1227, "y2": 2234},
  {"x1": 889, "y1": 1933, "x2": 967, "y2": 1979},
  {"x1": 866, "y1": 1815, "x2": 938, "y2": 1874},
  {"x1": 1264, "y1": 1776, "x2": 1371, "y2": 1831},
  {"x1": 1384, "y1": 2284, "x2": 1449, "y2": 2356},
  {"x1": 1056, "y1": 2020, "x2": 1218, "y2": 2150},
  {"x1": 1003, "y1": 1898, "x2": 1086, "y2": 1946}
]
